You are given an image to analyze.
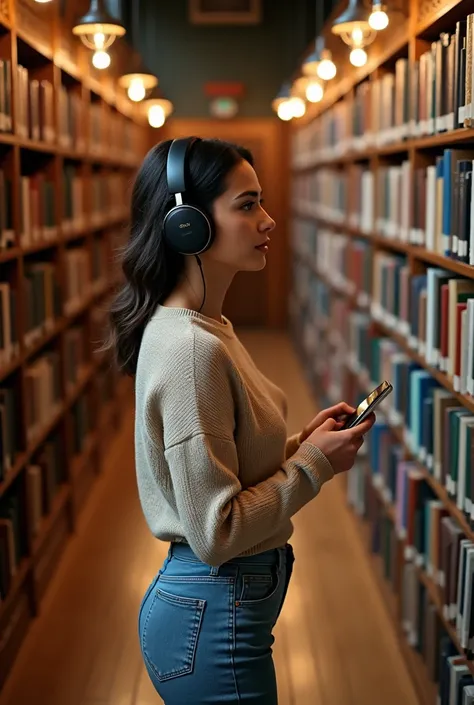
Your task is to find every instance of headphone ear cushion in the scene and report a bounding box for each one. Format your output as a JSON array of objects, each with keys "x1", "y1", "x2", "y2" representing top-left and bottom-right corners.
[{"x1": 163, "y1": 204, "x2": 214, "y2": 255}]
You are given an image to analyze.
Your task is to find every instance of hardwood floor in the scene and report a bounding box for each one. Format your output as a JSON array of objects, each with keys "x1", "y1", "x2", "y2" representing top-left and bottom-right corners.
[{"x1": 0, "y1": 330, "x2": 419, "y2": 705}]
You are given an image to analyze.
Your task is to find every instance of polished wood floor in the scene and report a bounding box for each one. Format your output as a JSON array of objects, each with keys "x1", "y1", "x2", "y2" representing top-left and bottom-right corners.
[{"x1": 0, "y1": 330, "x2": 419, "y2": 705}]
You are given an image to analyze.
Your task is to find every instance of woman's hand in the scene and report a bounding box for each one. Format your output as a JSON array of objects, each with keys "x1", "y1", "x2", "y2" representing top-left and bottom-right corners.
[
  {"x1": 305, "y1": 412, "x2": 376, "y2": 475},
  {"x1": 299, "y1": 401, "x2": 355, "y2": 444}
]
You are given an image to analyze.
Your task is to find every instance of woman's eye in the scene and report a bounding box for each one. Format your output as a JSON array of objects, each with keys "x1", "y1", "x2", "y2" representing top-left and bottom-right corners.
[{"x1": 241, "y1": 200, "x2": 264, "y2": 211}]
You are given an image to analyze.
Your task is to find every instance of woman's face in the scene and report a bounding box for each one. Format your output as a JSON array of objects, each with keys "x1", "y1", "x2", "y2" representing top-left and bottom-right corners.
[{"x1": 206, "y1": 159, "x2": 276, "y2": 272}]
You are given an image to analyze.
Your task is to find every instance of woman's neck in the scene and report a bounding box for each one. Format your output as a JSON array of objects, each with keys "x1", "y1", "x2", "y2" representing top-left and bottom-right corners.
[{"x1": 163, "y1": 256, "x2": 235, "y2": 324}]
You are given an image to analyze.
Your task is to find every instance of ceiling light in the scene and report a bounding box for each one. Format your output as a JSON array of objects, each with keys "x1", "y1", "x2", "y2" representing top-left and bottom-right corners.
[
  {"x1": 72, "y1": 0, "x2": 126, "y2": 51},
  {"x1": 369, "y1": 2, "x2": 389, "y2": 30},
  {"x1": 331, "y1": 0, "x2": 377, "y2": 50},
  {"x1": 119, "y1": 73, "x2": 159, "y2": 103}
]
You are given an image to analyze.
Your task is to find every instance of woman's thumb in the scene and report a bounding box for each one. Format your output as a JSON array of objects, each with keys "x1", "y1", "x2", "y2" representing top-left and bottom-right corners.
[{"x1": 320, "y1": 417, "x2": 338, "y2": 432}]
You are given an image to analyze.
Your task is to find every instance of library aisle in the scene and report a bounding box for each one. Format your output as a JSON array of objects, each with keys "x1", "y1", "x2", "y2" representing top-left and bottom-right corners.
[{"x1": 0, "y1": 330, "x2": 417, "y2": 705}]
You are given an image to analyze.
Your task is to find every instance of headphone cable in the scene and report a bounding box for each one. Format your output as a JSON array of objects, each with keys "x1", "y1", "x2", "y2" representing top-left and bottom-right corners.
[{"x1": 195, "y1": 255, "x2": 206, "y2": 313}]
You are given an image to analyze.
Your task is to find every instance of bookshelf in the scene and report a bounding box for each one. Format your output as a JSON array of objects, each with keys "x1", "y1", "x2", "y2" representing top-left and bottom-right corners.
[
  {"x1": 290, "y1": 0, "x2": 474, "y2": 702},
  {"x1": 0, "y1": 0, "x2": 151, "y2": 689}
]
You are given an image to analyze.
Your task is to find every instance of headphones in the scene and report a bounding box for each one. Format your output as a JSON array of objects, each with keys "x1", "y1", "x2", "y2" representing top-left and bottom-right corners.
[{"x1": 163, "y1": 137, "x2": 214, "y2": 256}]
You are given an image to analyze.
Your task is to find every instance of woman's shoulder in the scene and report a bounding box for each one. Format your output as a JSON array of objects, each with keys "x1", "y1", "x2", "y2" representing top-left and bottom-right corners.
[{"x1": 138, "y1": 311, "x2": 234, "y2": 388}]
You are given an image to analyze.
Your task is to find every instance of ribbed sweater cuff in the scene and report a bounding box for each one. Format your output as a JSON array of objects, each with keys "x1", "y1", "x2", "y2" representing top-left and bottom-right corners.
[{"x1": 298, "y1": 440, "x2": 335, "y2": 486}]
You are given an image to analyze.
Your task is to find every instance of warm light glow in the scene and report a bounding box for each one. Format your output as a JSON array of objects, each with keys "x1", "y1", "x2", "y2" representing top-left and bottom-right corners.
[
  {"x1": 277, "y1": 101, "x2": 293, "y2": 121},
  {"x1": 306, "y1": 80, "x2": 324, "y2": 103},
  {"x1": 350, "y1": 47, "x2": 368, "y2": 66},
  {"x1": 35, "y1": 0, "x2": 53, "y2": 3},
  {"x1": 92, "y1": 50, "x2": 111, "y2": 69},
  {"x1": 148, "y1": 105, "x2": 165, "y2": 128},
  {"x1": 128, "y1": 78, "x2": 146, "y2": 102},
  {"x1": 317, "y1": 58, "x2": 337, "y2": 81},
  {"x1": 351, "y1": 26, "x2": 364, "y2": 45},
  {"x1": 289, "y1": 96, "x2": 306, "y2": 118},
  {"x1": 93, "y1": 32, "x2": 106, "y2": 49},
  {"x1": 369, "y1": 6, "x2": 389, "y2": 30}
]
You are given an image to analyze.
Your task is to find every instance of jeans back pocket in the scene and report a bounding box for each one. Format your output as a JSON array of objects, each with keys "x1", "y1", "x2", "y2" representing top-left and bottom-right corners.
[{"x1": 141, "y1": 587, "x2": 206, "y2": 682}]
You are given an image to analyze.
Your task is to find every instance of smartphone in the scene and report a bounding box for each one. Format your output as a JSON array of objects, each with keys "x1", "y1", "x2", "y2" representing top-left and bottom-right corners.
[{"x1": 340, "y1": 380, "x2": 393, "y2": 430}]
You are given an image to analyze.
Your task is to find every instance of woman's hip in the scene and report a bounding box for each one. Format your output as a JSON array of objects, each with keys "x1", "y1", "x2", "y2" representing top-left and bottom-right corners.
[{"x1": 138, "y1": 542, "x2": 294, "y2": 704}]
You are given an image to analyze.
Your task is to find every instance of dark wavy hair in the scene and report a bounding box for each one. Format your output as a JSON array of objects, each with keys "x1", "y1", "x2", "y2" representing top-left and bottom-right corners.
[{"x1": 105, "y1": 137, "x2": 253, "y2": 376}]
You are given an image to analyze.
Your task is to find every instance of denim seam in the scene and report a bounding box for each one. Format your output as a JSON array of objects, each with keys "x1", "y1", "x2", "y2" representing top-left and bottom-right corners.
[
  {"x1": 230, "y1": 571, "x2": 240, "y2": 702},
  {"x1": 159, "y1": 575, "x2": 234, "y2": 584}
]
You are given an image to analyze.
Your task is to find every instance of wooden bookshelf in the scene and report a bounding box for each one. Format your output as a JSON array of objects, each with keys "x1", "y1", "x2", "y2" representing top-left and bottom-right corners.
[
  {"x1": 290, "y1": 0, "x2": 474, "y2": 701},
  {"x1": 0, "y1": 0, "x2": 152, "y2": 690}
]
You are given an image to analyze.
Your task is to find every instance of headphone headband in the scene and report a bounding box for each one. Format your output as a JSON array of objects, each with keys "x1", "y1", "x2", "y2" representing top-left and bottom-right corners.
[{"x1": 166, "y1": 137, "x2": 199, "y2": 196}]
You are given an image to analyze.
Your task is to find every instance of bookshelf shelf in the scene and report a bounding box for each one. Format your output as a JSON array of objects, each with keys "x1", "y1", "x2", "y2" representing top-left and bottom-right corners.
[
  {"x1": 294, "y1": 210, "x2": 474, "y2": 280},
  {"x1": 292, "y1": 129, "x2": 474, "y2": 173},
  {"x1": 374, "y1": 320, "x2": 474, "y2": 415},
  {"x1": 0, "y1": 0, "x2": 151, "y2": 688},
  {"x1": 291, "y1": 0, "x2": 474, "y2": 699}
]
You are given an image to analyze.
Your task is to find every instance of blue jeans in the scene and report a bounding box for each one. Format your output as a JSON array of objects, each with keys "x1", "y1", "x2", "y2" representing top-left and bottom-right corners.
[{"x1": 138, "y1": 542, "x2": 294, "y2": 704}]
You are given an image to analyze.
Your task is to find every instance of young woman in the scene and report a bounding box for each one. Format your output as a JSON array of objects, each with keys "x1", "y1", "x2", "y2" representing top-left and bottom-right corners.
[{"x1": 107, "y1": 136, "x2": 375, "y2": 704}]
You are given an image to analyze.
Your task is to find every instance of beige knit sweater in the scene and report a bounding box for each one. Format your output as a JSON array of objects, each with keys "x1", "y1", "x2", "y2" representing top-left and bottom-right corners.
[{"x1": 134, "y1": 305, "x2": 335, "y2": 566}]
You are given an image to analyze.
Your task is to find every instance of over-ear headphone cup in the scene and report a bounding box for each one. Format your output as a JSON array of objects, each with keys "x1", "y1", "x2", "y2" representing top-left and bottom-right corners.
[{"x1": 163, "y1": 204, "x2": 213, "y2": 256}]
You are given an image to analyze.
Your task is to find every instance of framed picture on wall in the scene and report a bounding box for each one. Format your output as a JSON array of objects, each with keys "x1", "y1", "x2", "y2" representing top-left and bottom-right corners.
[{"x1": 188, "y1": 0, "x2": 262, "y2": 25}]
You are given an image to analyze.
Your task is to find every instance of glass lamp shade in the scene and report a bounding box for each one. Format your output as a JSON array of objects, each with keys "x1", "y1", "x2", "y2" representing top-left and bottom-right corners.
[
  {"x1": 331, "y1": 0, "x2": 377, "y2": 47},
  {"x1": 144, "y1": 98, "x2": 173, "y2": 127},
  {"x1": 72, "y1": 0, "x2": 126, "y2": 50},
  {"x1": 118, "y1": 73, "x2": 159, "y2": 102}
]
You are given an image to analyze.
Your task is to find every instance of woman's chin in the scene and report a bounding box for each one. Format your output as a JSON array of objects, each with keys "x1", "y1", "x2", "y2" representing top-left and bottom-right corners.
[{"x1": 242, "y1": 249, "x2": 268, "y2": 271}]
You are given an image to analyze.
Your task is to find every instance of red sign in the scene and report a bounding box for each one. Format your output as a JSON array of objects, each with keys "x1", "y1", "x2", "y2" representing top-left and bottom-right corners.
[{"x1": 203, "y1": 81, "x2": 245, "y2": 97}]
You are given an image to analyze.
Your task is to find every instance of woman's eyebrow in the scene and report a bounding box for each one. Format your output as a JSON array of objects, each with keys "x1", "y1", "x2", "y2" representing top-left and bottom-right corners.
[{"x1": 233, "y1": 190, "x2": 262, "y2": 200}]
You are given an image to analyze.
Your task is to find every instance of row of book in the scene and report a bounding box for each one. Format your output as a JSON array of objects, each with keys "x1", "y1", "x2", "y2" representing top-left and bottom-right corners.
[
  {"x1": 0, "y1": 385, "x2": 97, "y2": 600},
  {"x1": 63, "y1": 248, "x2": 94, "y2": 315},
  {"x1": 0, "y1": 59, "x2": 12, "y2": 134},
  {"x1": 16, "y1": 66, "x2": 54, "y2": 143},
  {"x1": 1, "y1": 60, "x2": 142, "y2": 160},
  {"x1": 288, "y1": 252, "x2": 474, "y2": 521},
  {"x1": 371, "y1": 256, "x2": 474, "y2": 396},
  {"x1": 292, "y1": 171, "x2": 347, "y2": 224},
  {"x1": 64, "y1": 325, "x2": 88, "y2": 392},
  {"x1": 58, "y1": 86, "x2": 84, "y2": 153},
  {"x1": 0, "y1": 170, "x2": 14, "y2": 250},
  {"x1": 288, "y1": 256, "x2": 349, "y2": 404},
  {"x1": 0, "y1": 297, "x2": 112, "y2": 482},
  {"x1": 375, "y1": 150, "x2": 474, "y2": 264},
  {"x1": 290, "y1": 223, "x2": 474, "y2": 400},
  {"x1": 1, "y1": 247, "x2": 111, "y2": 361},
  {"x1": 291, "y1": 218, "x2": 372, "y2": 308},
  {"x1": 343, "y1": 312, "x2": 474, "y2": 526},
  {"x1": 17, "y1": 169, "x2": 129, "y2": 248},
  {"x1": 88, "y1": 102, "x2": 142, "y2": 160},
  {"x1": 347, "y1": 467, "x2": 474, "y2": 704},
  {"x1": 293, "y1": 150, "x2": 474, "y2": 265},
  {"x1": 292, "y1": 14, "x2": 474, "y2": 167},
  {"x1": 24, "y1": 352, "x2": 62, "y2": 443}
]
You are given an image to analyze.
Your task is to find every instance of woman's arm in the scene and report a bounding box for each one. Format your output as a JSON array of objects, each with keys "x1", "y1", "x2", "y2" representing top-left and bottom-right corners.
[
  {"x1": 164, "y1": 431, "x2": 332, "y2": 566},
  {"x1": 153, "y1": 332, "x2": 334, "y2": 566}
]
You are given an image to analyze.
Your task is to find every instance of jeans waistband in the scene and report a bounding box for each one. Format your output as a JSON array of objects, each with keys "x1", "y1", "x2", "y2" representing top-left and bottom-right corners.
[{"x1": 170, "y1": 541, "x2": 288, "y2": 567}]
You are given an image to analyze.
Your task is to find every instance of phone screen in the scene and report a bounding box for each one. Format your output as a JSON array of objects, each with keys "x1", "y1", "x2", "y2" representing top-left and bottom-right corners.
[{"x1": 341, "y1": 380, "x2": 393, "y2": 430}]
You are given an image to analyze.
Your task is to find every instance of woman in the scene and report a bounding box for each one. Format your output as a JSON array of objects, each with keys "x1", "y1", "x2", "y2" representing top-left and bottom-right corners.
[{"x1": 107, "y1": 136, "x2": 375, "y2": 704}]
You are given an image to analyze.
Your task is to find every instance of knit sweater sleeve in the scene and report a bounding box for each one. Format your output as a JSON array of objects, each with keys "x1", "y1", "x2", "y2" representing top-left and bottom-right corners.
[{"x1": 152, "y1": 331, "x2": 334, "y2": 566}]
